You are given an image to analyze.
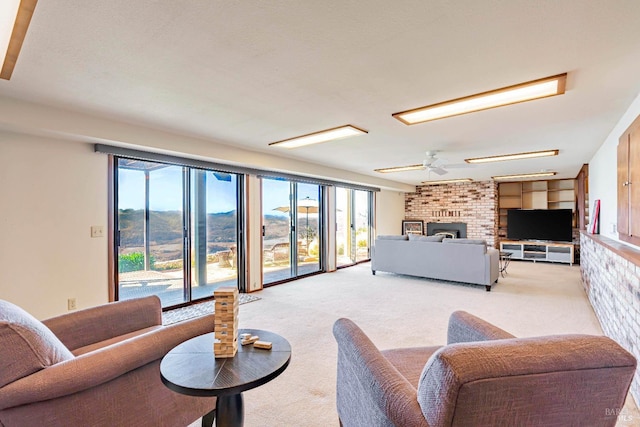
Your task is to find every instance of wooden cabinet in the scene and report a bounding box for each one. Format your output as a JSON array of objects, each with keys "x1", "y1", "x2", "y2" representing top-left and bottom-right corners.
[
  {"x1": 618, "y1": 116, "x2": 640, "y2": 245},
  {"x1": 498, "y1": 179, "x2": 577, "y2": 239},
  {"x1": 576, "y1": 164, "x2": 589, "y2": 230}
]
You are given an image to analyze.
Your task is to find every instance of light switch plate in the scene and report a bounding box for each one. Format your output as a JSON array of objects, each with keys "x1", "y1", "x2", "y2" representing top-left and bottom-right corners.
[{"x1": 91, "y1": 226, "x2": 104, "y2": 238}]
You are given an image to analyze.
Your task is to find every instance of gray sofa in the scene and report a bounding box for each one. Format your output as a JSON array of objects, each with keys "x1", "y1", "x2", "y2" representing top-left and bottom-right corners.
[
  {"x1": 371, "y1": 235, "x2": 499, "y2": 291},
  {"x1": 333, "y1": 311, "x2": 637, "y2": 427}
]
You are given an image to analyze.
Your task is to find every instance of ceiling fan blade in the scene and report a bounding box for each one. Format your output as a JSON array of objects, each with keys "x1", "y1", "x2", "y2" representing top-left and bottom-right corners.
[{"x1": 431, "y1": 167, "x2": 448, "y2": 175}]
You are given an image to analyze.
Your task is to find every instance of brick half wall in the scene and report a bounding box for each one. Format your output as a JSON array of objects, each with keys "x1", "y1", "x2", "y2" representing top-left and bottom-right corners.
[
  {"x1": 580, "y1": 233, "x2": 640, "y2": 405},
  {"x1": 405, "y1": 181, "x2": 499, "y2": 247}
]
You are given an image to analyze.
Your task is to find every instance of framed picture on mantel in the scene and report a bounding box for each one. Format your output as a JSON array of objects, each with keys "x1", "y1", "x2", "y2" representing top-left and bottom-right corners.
[{"x1": 402, "y1": 220, "x2": 424, "y2": 235}]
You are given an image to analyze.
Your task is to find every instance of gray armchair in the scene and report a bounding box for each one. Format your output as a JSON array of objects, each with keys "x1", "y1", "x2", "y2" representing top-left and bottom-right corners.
[
  {"x1": 333, "y1": 311, "x2": 637, "y2": 426},
  {"x1": 0, "y1": 296, "x2": 217, "y2": 427}
]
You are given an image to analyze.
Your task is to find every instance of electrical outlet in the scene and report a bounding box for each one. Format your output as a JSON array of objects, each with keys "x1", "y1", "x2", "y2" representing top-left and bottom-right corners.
[
  {"x1": 67, "y1": 298, "x2": 77, "y2": 310},
  {"x1": 91, "y1": 226, "x2": 104, "y2": 238}
]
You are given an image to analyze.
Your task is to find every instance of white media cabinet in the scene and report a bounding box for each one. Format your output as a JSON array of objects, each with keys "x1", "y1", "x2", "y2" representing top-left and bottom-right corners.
[{"x1": 499, "y1": 240, "x2": 574, "y2": 265}]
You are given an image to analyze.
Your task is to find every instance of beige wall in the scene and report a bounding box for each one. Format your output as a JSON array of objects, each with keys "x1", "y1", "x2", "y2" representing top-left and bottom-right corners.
[
  {"x1": 375, "y1": 190, "x2": 406, "y2": 236},
  {"x1": 0, "y1": 133, "x2": 109, "y2": 318}
]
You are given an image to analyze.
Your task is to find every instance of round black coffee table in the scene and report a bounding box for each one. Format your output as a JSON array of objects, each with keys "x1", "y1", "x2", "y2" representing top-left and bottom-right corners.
[{"x1": 160, "y1": 329, "x2": 291, "y2": 427}]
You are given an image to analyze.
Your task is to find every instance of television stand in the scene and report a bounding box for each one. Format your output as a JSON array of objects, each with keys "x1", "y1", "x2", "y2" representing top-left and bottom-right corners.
[{"x1": 499, "y1": 240, "x2": 574, "y2": 265}]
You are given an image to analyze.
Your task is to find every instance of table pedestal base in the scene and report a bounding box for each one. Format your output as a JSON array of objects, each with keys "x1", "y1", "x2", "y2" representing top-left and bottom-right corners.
[
  {"x1": 216, "y1": 393, "x2": 244, "y2": 427},
  {"x1": 201, "y1": 409, "x2": 216, "y2": 427}
]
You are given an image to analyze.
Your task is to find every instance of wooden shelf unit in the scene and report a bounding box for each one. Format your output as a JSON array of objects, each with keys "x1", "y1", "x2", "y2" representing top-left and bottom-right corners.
[
  {"x1": 497, "y1": 178, "x2": 577, "y2": 239},
  {"x1": 500, "y1": 240, "x2": 574, "y2": 265}
]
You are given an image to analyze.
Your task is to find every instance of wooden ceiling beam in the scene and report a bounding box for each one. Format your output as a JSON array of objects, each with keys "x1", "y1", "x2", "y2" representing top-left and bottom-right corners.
[{"x1": 1, "y1": 0, "x2": 38, "y2": 80}]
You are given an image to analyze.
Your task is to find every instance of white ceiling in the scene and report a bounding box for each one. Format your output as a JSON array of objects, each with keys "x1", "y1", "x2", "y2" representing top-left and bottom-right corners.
[{"x1": 2, "y1": 0, "x2": 640, "y2": 185}]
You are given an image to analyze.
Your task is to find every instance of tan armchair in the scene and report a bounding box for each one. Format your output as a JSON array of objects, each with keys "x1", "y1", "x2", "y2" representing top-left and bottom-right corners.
[
  {"x1": 0, "y1": 296, "x2": 216, "y2": 427},
  {"x1": 333, "y1": 311, "x2": 637, "y2": 426}
]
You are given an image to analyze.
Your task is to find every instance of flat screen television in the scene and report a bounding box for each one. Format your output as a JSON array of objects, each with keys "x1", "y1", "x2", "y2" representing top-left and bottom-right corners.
[{"x1": 507, "y1": 209, "x2": 573, "y2": 242}]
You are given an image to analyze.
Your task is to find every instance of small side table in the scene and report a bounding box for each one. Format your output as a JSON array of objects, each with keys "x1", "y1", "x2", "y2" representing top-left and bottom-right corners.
[
  {"x1": 160, "y1": 329, "x2": 291, "y2": 427},
  {"x1": 499, "y1": 251, "x2": 512, "y2": 278}
]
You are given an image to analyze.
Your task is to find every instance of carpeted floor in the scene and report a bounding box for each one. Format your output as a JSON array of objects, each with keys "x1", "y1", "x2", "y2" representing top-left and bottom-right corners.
[
  {"x1": 187, "y1": 260, "x2": 639, "y2": 427},
  {"x1": 162, "y1": 293, "x2": 261, "y2": 325}
]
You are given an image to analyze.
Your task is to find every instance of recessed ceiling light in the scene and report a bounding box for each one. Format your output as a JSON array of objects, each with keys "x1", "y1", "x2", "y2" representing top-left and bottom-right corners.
[
  {"x1": 392, "y1": 73, "x2": 567, "y2": 125},
  {"x1": 374, "y1": 164, "x2": 424, "y2": 173},
  {"x1": 421, "y1": 178, "x2": 473, "y2": 185},
  {"x1": 269, "y1": 125, "x2": 367, "y2": 149},
  {"x1": 492, "y1": 172, "x2": 557, "y2": 180},
  {"x1": 465, "y1": 149, "x2": 559, "y2": 164},
  {"x1": 1, "y1": 0, "x2": 38, "y2": 80}
]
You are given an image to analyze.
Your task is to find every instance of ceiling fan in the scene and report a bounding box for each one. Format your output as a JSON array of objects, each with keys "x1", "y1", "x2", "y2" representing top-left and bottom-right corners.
[
  {"x1": 375, "y1": 150, "x2": 471, "y2": 176},
  {"x1": 422, "y1": 151, "x2": 449, "y2": 175}
]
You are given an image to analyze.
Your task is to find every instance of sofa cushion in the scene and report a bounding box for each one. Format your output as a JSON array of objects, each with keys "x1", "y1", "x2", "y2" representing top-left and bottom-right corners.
[
  {"x1": 377, "y1": 235, "x2": 408, "y2": 240},
  {"x1": 443, "y1": 238, "x2": 487, "y2": 245},
  {"x1": 0, "y1": 300, "x2": 74, "y2": 387},
  {"x1": 408, "y1": 234, "x2": 444, "y2": 242}
]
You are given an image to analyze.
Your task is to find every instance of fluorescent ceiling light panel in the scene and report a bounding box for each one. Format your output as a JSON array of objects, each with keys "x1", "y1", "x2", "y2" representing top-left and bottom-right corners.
[
  {"x1": 269, "y1": 125, "x2": 367, "y2": 149},
  {"x1": 393, "y1": 73, "x2": 567, "y2": 125},
  {"x1": 1, "y1": 0, "x2": 38, "y2": 80},
  {"x1": 465, "y1": 149, "x2": 559, "y2": 164},
  {"x1": 492, "y1": 172, "x2": 557, "y2": 180},
  {"x1": 374, "y1": 164, "x2": 424, "y2": 173},
  {"x1": 421, "y1": 178, "x2": 473, "y2": 185}
]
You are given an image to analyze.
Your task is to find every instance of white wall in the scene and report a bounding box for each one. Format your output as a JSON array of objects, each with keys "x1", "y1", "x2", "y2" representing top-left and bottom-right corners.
[
  {"x1": 0, "y1": 133, "x2": 108, "y2": 318},
  {"x1": 589, "y1": 91, "x2": 640, "y2": 242},
  {"x1": 375, "y1": 189, "x2": 406, "y2": 236}
]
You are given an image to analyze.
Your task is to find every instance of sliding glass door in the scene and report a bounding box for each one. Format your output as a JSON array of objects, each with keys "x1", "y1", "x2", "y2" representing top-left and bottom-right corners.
[
  {"x1": 262, "y1": 178, "x2": 321, "y2": 285},
  {"x1": 115, "y1": 159, "x2": 241, "y2": 308},
  {"x1": 189, "y1": 170, "x2": 239, "y2": 301},
  {"x1": 336, "y1": 187, "x2": 373, "y2": 267}
]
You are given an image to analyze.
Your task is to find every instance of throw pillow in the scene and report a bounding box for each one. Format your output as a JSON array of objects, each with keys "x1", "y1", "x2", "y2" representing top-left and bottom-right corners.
[
  {"x1": 0, "y1": 300, "x2": 74, "y2": 387},
  {"x1": 408, "y1": 234, "x2": 445, "y2": 242}
]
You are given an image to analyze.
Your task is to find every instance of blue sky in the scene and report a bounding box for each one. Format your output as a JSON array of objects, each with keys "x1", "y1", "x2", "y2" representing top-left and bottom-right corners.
[
  {"x1": 118, "y1": 166, "x2": 238, "y2": 212},
  {"x1": 118, "y1": 167, "x2": 321, "y2": 214}
]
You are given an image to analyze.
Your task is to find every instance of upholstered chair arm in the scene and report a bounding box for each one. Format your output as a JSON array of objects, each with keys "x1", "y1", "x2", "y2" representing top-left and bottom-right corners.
[
  {"x1": 0, "y1": 313, "x2": 214, "y2": 410},
  {"x1": 43, "y1": 296, "x2": 163, "y2": 351},
  {"x1": 333, "y1": 318, "x2": 431, "y2": 427},
  {"x1": 447, "y1": 310, "x2": 515, "y2": 345},
  {"x1": 418, "y1": 334, "x2": 637, "y2": 426}
]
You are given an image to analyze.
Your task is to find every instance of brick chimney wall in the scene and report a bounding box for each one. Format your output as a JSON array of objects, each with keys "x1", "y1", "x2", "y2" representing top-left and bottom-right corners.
[{"x1": 404, "y1": 181, "x2": 499, "y2": 247}]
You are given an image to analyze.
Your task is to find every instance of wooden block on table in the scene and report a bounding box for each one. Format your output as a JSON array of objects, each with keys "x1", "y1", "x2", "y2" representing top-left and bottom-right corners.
[
  {"x1": 241, "y1": 335, "x2": 259, "y2": 345},
  {"x1": 253, "y1": 341, "x2": 272, "y2": 350}
]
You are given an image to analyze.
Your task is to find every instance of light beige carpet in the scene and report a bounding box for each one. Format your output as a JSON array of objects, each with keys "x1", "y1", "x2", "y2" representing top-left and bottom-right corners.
[{"x1": 189, "y1": 260, "x2": 639, "y2": 427}]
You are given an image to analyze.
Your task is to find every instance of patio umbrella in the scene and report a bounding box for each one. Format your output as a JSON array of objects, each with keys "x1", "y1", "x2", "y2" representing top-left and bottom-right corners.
[
  {"x1": 273, "y1": 197, "x2": 318, "y2": 252},
  {"x1": 272, "y1": 197, "x2": 319, "y2": 221}
]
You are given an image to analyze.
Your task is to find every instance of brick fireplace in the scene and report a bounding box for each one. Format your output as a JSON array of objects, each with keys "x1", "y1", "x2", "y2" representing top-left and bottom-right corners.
[{"x1": 405, "y1": 181, "x2": 499, "y2": 247}]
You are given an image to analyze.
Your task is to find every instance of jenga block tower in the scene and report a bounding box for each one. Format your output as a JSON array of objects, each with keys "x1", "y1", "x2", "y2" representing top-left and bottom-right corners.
[{"x1": 213, "y1": 286, "x2": 239, "y2": 358}]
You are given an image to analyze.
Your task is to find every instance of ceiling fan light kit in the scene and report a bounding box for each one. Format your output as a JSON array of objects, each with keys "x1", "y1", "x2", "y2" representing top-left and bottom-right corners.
[
  {"x1": 391, "y1": 73, "x2": 567, "y2": 125},
  {"x1": 465, "y1": 149, "x2": 559, "y2": 164},
  {"x1": 0, "y1": 0, "x2": 38, "y2": 80},
  {"x1": 269, "y1": 125, "x2": 367, "y2": 149},
  {"x1": 492, "y1": 171, "x2": 557, "y2": 180}
]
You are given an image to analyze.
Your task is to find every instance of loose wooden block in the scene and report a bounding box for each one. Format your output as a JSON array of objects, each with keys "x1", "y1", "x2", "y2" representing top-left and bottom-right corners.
[
  {"x1": 253, "y1": 341, "x2": 272, "y2": 350},
  {"x1": 241, "y1": 335, "x2": 259, "y2": 345}
]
